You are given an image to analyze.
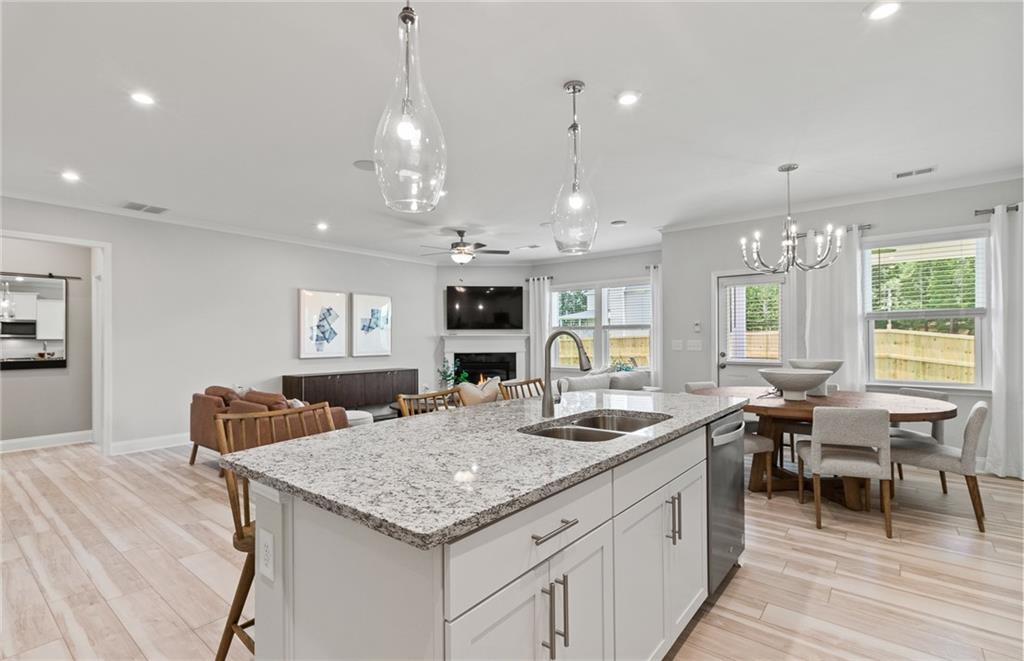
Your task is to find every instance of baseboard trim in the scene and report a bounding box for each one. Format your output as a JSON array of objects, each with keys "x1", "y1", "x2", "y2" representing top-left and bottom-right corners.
[
  {"x1": 109, "y1": 433, "x2": 190, "y2": 456},
  {"x1": 0, "y1": 429, "x2": 93, "y2": 453}
]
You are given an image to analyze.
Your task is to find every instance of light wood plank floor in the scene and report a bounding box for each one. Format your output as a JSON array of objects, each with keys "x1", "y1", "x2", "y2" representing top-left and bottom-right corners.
[{"x1": 2, "y1": 443, "x2": 1021, "y2": 660}]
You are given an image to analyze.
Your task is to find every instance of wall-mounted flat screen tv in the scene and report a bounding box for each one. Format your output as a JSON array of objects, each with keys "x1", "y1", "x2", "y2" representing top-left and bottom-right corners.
[{"x1": 446, "y1": 286, "x2": 524, "y2": 330}]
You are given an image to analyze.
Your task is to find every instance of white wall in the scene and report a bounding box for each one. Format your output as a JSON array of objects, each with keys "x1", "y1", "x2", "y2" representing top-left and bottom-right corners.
[
  {"x1": 1, "y1": 197, "x2": 439, "y2": 449},
  {"x1": 0, "y1": 237, "x2": 92, "y2": 440},
  {"x1": 659, "y1": 178, "x2": 1022, "y2": 452}
]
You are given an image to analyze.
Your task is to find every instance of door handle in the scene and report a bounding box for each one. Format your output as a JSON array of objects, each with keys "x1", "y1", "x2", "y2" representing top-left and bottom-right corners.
[
  {"x1": 719, "y1": 351, "x2": 726, "y2": 358},
  {"x1": 554, "y1": 573, "x2": 569, "y2": 647},
  {"x1": 718, "y1": 362, "x2": 727, "y2": 369},
  {"x1": 665, "y1": 495, "x2": 679, "y2": 545},
  {"x1": 541, "y1": 581, "x2": 557, "y2": 659}
]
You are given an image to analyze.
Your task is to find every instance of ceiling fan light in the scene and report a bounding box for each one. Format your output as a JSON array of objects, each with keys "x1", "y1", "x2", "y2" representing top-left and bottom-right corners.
[{"x1": 450, "y1": 252, "x2": 474, "y2": 264}]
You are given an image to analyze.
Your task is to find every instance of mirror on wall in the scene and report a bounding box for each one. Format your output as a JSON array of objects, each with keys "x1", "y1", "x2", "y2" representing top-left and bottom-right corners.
[{"x1": 0, "y1": 273, "x2": 69, "y2": 370}]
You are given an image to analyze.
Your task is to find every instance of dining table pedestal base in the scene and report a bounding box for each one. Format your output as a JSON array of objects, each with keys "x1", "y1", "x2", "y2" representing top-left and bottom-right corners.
[{"x1": 748, "y1": 452, "x2": 870, "y2": 511}]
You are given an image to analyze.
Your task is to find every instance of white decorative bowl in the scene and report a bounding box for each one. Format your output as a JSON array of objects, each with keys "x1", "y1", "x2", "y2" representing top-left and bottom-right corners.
[
  {"x1": 758, "y1": 368, "x2": 832, "y2": 401},
  {"x1": 789, "y1": 359, "x2": 844, "y2": 395}
]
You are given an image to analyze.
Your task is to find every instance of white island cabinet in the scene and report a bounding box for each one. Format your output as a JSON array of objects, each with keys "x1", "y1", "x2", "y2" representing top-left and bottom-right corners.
[{"x1": 224, "y1": 390, "x2": 745, "y2": 660}]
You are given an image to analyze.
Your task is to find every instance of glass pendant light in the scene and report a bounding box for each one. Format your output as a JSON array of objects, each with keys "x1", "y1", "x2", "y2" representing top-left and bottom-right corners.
[
  {"x1": 550, "y1": 80, "x2": 598, "y2": 255},
  {"x1": 373, "y1": 4, "x2": 446, "y2": 214},
  {"x1": 0, "y1": 281, "x2": 13, "y2": 321}
]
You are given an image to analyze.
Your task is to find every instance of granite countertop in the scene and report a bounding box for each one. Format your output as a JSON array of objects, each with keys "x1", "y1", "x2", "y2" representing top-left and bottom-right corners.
[{"x1": 221, "y1": 390, "x2": 747, "y2": 549}]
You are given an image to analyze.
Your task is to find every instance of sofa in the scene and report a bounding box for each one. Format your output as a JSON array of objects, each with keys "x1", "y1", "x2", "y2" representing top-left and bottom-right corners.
[
  {"x1": 555, "y1": 369, "x2": 655, "y2": 395},
  {"x1": 189, "y1": 386, "x2": 348, "y2": 465}
]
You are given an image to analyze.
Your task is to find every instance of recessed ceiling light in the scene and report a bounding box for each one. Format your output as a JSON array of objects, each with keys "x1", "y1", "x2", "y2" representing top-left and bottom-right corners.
[
  {"x1": 352, "y1": 159, "x2": 375, "y2": 172},
  {"x1": 316, "y1": 221, "x2": 329, "y2": 231},
  {"x1": 611, "y1": 219, "x2": 628, "y2": 226},
  {"x1": 863, "y1": 2, "x2": 900, "y2": 20},
  {"x1": 60, "y1": 170, "x2": 81, "y2": 182},
  {"x1": 616, "y1": 91, "x2": 641, "y2": 106},
  {"x1": 130, "y1": 90, "x2": 155, "y2": 106}
]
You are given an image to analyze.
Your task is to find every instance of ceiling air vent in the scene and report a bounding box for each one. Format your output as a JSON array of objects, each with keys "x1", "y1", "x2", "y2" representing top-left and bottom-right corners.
[
  {"x1": 894, "y1": 166, "x2": 936, "y2": 180},
  {"x1": 122, "y1": 201, "x2": 168, "y2": 214}
]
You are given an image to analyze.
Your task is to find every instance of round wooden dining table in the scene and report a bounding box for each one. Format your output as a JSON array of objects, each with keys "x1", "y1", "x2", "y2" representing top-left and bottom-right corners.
[{"x1": 691, "y1": 386, "x2": 958, "y2": 510}]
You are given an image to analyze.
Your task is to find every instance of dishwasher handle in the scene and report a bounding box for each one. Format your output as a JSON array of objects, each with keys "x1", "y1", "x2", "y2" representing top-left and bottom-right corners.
[{"x1": 711, "y1": 420, "x2": 745, "y2": 447}]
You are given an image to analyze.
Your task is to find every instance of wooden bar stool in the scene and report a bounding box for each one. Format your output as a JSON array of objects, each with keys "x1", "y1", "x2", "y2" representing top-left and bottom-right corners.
[
  {"x1": 499, "y1": 378, "x2": 545, "y2": 400},
  {"x1": 214, "y1": 402, "x2": 336, "y2": 661},
  {"x1": 396, "y1": 387, "x2": 464, "y2": 417}
]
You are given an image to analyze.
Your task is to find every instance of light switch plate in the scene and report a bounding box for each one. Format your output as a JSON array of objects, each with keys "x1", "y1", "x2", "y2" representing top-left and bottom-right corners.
[
  {"x1": 258, "y1": 527, "x2": 274, "y2": 581},
  {"x1": 671, "y1": 340, "x2": 684, "y2": 351},
  {"x1": 686, "y1": 340, "x2": 703, "y2": 352}
]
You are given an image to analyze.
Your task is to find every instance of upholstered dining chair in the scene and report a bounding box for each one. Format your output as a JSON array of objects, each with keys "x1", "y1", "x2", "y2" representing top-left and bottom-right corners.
[
  {"x1": 397, "y1": 387, "x2": 464, "y2": 417},
  {"x1": 891, "y1": 401, "x2": 989, "y2": 532},
  {"x1": 685, "y1": 381, "x2": 774, "y2": 498},
  {"x1": 890, "y1": 387, "x2": 951, "y2": 490},
  {"x1": 214, "y1": 402, "x2": 336, "y2": 661},
  {"x1": 500, "y1": 377, "x2": 545, "y2": 400},
  {"x1": 796, "y1": 407, "x2": 893, "y2": 538}
]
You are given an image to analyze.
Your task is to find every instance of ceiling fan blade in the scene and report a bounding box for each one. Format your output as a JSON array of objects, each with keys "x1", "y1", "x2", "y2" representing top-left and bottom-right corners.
[
  {"x1": 477, "y1": 249, "x2": 511, "y2": 255},
  {"x1": 471, "y1": 242, "x2": 487, "y2": 249},
  {"x1": 419, "y1": 245, "x2": 451, "y2": 251},
  {"x1": 420, "y1": 251, "x2": 453, "y2": 256}
]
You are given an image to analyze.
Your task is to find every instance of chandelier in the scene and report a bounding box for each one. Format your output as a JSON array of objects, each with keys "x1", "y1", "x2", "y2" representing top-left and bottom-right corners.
[{"x1": 740, "y1": 164, "x2": 844, "y2": 273}]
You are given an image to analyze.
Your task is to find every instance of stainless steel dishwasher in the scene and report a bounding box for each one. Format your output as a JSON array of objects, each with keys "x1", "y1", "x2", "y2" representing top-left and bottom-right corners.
[{"x1": 706, "y1": 411, "x2": 746, "y2": 596}]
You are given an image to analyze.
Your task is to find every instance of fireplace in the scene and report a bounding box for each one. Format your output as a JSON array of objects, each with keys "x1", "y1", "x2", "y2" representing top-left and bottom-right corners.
[{"x1": 455, "y1": 352, "x2": 517, "y2": 383}]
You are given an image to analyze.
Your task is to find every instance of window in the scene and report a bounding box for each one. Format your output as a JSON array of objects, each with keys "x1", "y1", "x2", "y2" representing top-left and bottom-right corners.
[
  {"x1": 864, "y1": 235, "x2": 986, "y2": 385},
  {"x1": 722, "y1": 280, "x2": 782, "y2": 362},
  {"x1": 550, "y1": 283, "x2": 652, "y2": 369}
]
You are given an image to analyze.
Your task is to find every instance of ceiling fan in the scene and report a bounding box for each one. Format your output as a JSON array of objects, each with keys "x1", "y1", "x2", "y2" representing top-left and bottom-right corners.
[{"x1": 421, "y1": 229, "x2": 511, "y2": 264}]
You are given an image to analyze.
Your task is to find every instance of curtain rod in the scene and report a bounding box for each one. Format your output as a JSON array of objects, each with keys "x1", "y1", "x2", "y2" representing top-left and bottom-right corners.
[
  {"x1": 524, "y1": 275, "x2": 553, "y2": 282},
  {"x1": 0, "y1": 270, "x2": 82, "y2": 281},
  {"x1": 974, "y1": 204, "x2": 1020, "y2": 216},
  {"x1": 796, "y1": 223, "x2": 871, "y2": 239}
]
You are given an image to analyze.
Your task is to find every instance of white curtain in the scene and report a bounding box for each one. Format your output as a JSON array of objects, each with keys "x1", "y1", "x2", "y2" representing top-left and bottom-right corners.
[
  {"x1": 984, "y1": 204, "x2": 1023, "y2": 478},
  {"x1": 804, "y1": 228, "x2": 867, "y2": 391},
  {"x1": 648, "y1": 265, "x2": 663, "y2": 387},
  {"x1": 527, "y1": 276, "x2": 552, "y2": 379}
]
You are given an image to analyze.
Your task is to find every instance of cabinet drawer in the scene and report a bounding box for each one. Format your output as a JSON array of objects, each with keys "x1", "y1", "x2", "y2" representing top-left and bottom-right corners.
[
  {"x1": 444, "y1": 471, "x2": 612, "y2": 620},
  {"x1": 612, "y1": 427, "x2": 705, "y2": 515}
]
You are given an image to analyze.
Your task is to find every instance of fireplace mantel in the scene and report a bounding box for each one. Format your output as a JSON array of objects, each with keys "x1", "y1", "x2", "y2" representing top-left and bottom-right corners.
[{"x1": 441, "y1": 334, "x2": 530, "y2": 380}]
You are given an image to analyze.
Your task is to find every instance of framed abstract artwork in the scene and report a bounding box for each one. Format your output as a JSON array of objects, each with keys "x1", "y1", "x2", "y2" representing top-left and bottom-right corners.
[
  {"x1": 299, "y1": 289, "x2": 348, "y2": 358},
  {"x1": 352, "y1": 293, "x2": 392, "y2": 356}
]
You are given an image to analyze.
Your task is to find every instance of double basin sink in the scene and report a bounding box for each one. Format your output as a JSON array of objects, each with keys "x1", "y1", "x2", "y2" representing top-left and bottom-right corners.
[{"x1": 524, "y1": 413, "x2": 666, "y2": 443}]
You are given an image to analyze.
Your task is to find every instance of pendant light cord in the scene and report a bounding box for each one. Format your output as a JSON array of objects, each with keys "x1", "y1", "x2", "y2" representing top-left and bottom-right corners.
[
  {"x1": 400, "y1": 5, "x2": 415, "y2": 112},
  {"x1": 570, "y1": 89, "x2": 581, "y2": 193}
]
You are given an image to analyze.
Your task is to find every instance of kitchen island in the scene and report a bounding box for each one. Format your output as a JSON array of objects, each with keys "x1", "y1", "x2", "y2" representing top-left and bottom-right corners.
[{"x1": 222, "y1": 389, "x2": 746, "y2": 660}]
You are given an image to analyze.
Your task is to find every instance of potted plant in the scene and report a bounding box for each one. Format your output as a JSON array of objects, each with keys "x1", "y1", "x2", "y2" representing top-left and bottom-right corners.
[{"x1": 438, "y1": 358, "x2": 470, "y2": 388}]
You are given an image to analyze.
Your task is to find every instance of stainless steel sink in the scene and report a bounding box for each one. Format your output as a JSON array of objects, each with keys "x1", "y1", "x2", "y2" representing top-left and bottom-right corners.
[
  {"x1": 527, "y1": 426, "x2": 625, "y2": 442},
  {"x1": 571, "y1": 415, "x2": 658, "y2": 433}
]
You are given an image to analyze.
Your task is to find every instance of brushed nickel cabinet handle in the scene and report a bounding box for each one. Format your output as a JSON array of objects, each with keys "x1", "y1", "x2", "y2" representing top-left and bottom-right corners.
[
  {"x1": 532, "y1": 518, "x2": 579, "y2": 546},
  {"x1": 665, "y1": 495, "x2": 678, "y2": 545},
  {"x1": 675, "y1": 491, "x2": 683, "y2": 542},
  {"x1": 541, "y1": 582, "x2": 557, "y2": 659},
  {"x1": 555, "y1": 573, "x2": 569, "y2": 647}
]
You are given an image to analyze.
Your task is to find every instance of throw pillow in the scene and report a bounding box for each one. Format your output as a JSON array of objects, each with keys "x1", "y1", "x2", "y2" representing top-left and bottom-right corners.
[
  {"x1": 287, "y1": 398, "x2": 306, "y2": 409},
  {"x1": 562, "y1": 373, "x2": 613, "y2": 392},
  {"x1": 609, "y1": 370, "x2": 651, "y2": 390},
  {"x1": 456, "y1": 377, "x2": 502, "y2": 405}
]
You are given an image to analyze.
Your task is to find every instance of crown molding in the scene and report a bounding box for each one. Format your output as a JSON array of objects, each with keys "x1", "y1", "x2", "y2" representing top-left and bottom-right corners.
[
  {"x1": 1, "y1": 192, "x2": 439, "y2": 267},
  {"x1": 659, "y1": 169, "x2": 1023, "y2": 235},
  {"x1": 526, "y1": 243, "x2": 662, "y2": 266}
]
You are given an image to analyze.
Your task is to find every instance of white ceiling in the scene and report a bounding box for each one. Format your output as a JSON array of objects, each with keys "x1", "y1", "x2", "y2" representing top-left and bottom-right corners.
[{"x1": 3, "y1": 2, "x2": 1021, "y2": 264}]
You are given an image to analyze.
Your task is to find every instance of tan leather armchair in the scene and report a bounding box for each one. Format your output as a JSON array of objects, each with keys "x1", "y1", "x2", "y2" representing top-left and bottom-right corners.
[{"x1": 189, "y1": 386, "x2": 348, "y2": 466}]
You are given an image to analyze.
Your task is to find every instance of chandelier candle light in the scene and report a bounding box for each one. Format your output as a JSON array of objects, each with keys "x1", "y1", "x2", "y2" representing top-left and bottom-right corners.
[
  {"x1": 550, "y1": 80, "x2": 598, "y2": 255},
  {"x1": 739, "y1": 164, "x2": 844, "y2": 274},
  {"x1": 373, "y1": 4, "x2": 446, "y2": 213}
]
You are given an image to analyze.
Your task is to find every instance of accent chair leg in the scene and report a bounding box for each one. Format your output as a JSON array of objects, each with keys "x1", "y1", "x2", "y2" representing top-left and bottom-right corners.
[
  {"x1": 863, "y1": 478, "x2": 870, "y2": 513},
  {"x1": 897, "y1": 463, "x2": 904, "y2": 480},
  {"x1": 812, "y1": 474, "x2": 822, "y2": 529},
  {"x1": 939, "y1": 470, "x2": 948, "y2": 494},
  {"x1": 189, "y1": 443, "x2": 199, "y2": 465},
  {"x1": 965, "y1": 475, "x2": 985, "y2": 532},
  {"x1": 881, "y1": 479, "x2": 893, "y2": 538},
  {"x1": 216, "y1": 552, "x2": 255, "y2": 661},
  {"x1": 765, "y1": 452, "x2": 772, "y2": 500},
  {"x1": 789, "y1": 432, "x2": 796, "y2": 462},
  {"x1": 797, "y1": 457, "x2": 804, "y2": 504},
  {"x1": 889, "y1": 463, "x2": 896, "y2": 498}
]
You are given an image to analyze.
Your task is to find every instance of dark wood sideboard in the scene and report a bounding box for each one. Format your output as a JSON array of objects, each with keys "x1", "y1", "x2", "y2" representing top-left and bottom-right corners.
[{"x1": 282, "y1": 368, "x2": 418, "y2": 421}]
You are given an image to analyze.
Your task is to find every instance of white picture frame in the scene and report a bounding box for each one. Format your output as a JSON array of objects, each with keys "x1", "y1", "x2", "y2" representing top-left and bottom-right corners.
[
  {"x1": 352, "y1": 293, "x2": 392, "y2": 356},
  {"x1": 299, "y1": 289, "x2": 348, "y2": 358}
]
